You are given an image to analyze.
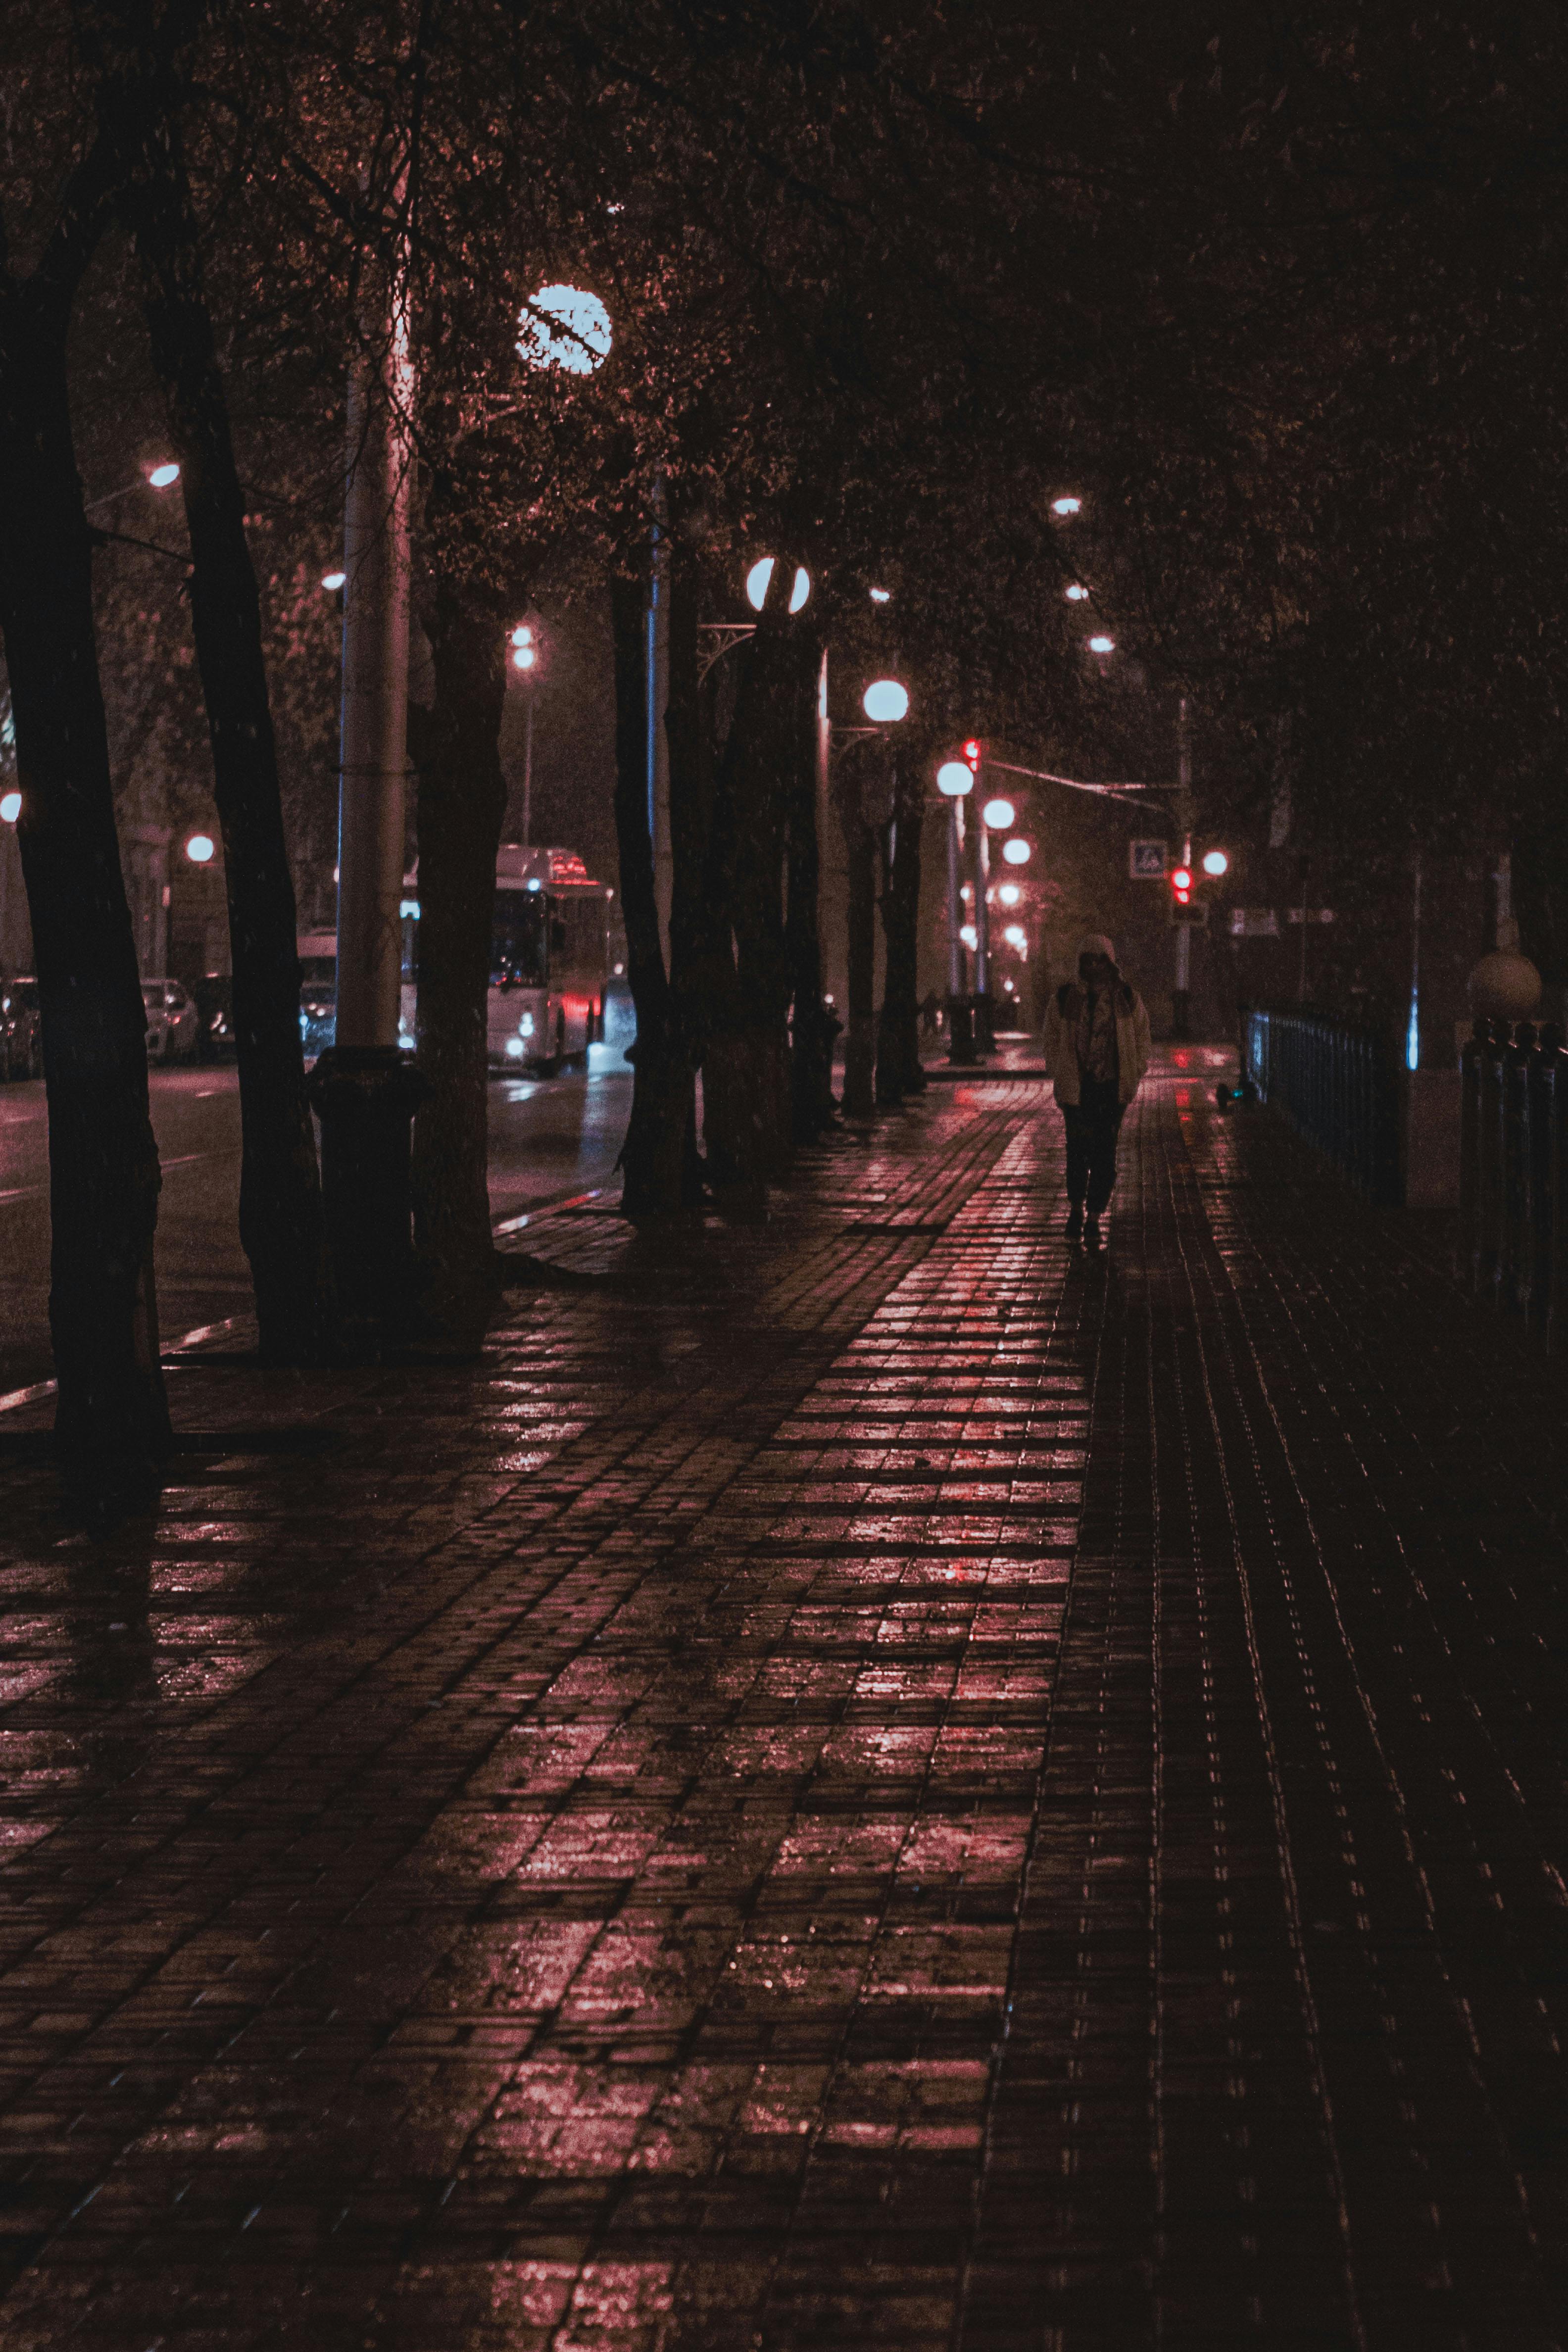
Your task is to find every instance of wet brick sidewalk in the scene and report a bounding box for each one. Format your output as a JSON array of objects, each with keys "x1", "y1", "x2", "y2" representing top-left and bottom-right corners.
[{"x1": 0, "y1": 1056, "x2": 1565, "y2": 2350}]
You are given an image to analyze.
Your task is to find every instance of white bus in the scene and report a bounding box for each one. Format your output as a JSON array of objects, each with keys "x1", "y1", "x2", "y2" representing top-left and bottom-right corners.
[
  {"x1": 487, "y1": 844, "x2": 610, "y2": 1070},
  {"x1": 301, "y1": 847, "x2": 610, "y2": 1074}
]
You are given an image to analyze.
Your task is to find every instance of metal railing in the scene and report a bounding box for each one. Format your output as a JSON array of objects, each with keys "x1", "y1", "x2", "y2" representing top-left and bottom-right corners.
[
  {"x1": 1243, "y1": 1007, "x2": 1402, "y2": 1205},
  {"x1": 1460, "y1": 1018, "x2": 1568, "y2": 1343}
]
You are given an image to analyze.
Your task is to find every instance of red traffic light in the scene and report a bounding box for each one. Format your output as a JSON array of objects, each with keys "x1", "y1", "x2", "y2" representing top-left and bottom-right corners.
[
  {"x1": 1171, "y1": 867, "x2": 1192, "y2": 894},
  {"x1": 962, "y1": 738, "x2": 981, "y2": 768}
]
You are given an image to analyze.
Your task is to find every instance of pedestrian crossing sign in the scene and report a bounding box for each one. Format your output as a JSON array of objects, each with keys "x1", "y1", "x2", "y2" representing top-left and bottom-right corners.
[{"x1": 1128, "y1": 839, "x2": 1169, "y2": 879}]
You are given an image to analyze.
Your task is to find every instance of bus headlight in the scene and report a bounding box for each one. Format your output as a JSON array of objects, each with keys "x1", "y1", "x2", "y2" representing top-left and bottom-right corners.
[
  {"x1": 505, "y1": 1036, "x2": 526, "y2": 1058},
  {"x1": 518, "y1": 1012, "x2": 535, "y2": 1037}
]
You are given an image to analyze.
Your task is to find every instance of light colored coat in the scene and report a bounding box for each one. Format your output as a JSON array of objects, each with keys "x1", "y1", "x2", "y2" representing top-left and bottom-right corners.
[{"x1": 1044, "y1": 979, "x2": 1152, "y2": 1107}]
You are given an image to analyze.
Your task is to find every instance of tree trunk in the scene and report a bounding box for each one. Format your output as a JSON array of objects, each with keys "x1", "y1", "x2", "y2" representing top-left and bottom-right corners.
[
  {"x1": 833, "y1": 753, "x2": 879, "y2": 1119},
  {"x1": 0, "y1": 277, "x2": 169, "y2": 1512},
  {"x1": 410, "y1": 582, "x2": 511, "y2": 1299},
  {"x1": 876, "y1": 764, "x2": 926, "y2": 1103},
  {"x1": 126, "y1": 130, "x2": 333, "y2": 1362},
  {"x1": 610, "y1": 571, "x2": 692, "y2": 1215}
]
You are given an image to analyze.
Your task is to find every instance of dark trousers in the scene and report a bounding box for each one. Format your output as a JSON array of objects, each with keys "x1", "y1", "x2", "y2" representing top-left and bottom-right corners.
[{"x1": 1063, "y1": 1078, "x2": 1125, "y2": 1217}]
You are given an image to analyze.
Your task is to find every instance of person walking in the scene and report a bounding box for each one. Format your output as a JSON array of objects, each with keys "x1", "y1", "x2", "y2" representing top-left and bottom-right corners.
[{"x1": 1043, "y1": 932, "x2": 1151, "y2": 1250}]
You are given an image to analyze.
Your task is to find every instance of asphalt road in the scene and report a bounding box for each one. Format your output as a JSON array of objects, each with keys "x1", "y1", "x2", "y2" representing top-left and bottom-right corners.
[{"x1": 0, "y1": 1049, "x2": 633, "y2": 1399}]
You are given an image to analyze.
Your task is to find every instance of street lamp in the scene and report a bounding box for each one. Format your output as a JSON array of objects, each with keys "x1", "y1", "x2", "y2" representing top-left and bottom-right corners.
[
  {"x1": 510, "y1": 624, "x2": 544, "y2": 844},
  {"x1": 862, "y1": 679, "x2": 909, "y2": 723},
  {"x1": 981, "y1": 797, "x2": 1015, "y2": 831},
  {"x1": 185, "y1": 832, "x2": 215, "y2": 864},
  {"x1": 1052, "y1": 495, "x2": 1082, "y2": 516},
  {"x1": 321, "y1": 569, "x2": 346, "y2": 592},
  {"x1": 746, "y1": 557, "x2": 811, "y2": 614},
  {"x1": 1088, "y1": 635, "x2": 1115, "y2": 655},
  {"x1": 516, "y1": 284, "x2": 613, "y2": 374},
  {"x1": 1065, "y1": 583, "x2": 1089, "y2": 601},
  {"x1": 937, "y1": 761, "x2": 973, "y2": 796},
  {"x1": 0, "y1": 793, "x2": 19, "y2": 825},
  {"x1": 1003, "y1": 923, "x2": 1028, "y2": 950},
  {"x1": 1002, "y1": 838, "x2": 1031, "y2": 866},
  {"x1": 1202, "y1": 848, "x2": 1229, "y2": 876},
  {"x1": 998, "y1": 881, "x2": 1021, "y2": 907}
]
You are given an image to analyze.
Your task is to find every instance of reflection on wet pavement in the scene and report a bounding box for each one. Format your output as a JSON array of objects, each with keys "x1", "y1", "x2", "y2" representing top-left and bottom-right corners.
[{"x1": 0, "y1": 1062, "x2": 1565, "y2": 2346}]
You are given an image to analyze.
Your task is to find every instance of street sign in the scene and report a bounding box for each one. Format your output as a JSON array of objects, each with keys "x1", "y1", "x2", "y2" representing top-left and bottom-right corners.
[
  {"x1": 1229, "y1": 908, "x2": 1279, "y2": 938},
  {"x1": 1129, "y1": 838, "x2": 1169, "y2": 879}
]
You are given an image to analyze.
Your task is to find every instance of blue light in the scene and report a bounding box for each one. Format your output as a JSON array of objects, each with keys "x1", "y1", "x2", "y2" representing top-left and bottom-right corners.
[
  {"x1": 526, "y1": 877, "x2": 542, "y2": 892},
  {"x1": 1406, "y1": 996, "x2": 1420, "y2": 1072}
]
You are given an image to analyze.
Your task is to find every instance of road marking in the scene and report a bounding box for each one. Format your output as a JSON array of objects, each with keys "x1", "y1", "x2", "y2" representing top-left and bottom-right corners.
[
  {"x1": 491, "y1": 1185, "x2": 605, "y2": 1237},
  {"x1": 0, "y1": 1314, "x2": 242, "y2": 1419}
]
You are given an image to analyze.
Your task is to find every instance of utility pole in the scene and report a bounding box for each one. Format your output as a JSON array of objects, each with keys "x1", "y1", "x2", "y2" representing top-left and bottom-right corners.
[
  {"x1": 309, "y1": 268, "x2": 426, "y2": 1332},
  {"x1": 520, "y1": 690, "x2": 534, "y2": 850},
  {"x1": 1172, "y1": 695, "x2": 1194, "y2": 1041},
  {"x1": 970, "y1": 740, "x2": 995, "y2": 1052}
]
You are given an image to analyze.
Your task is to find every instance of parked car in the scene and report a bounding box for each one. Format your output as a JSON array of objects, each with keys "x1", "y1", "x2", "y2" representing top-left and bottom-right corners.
[
  {"x1": 1, "y1": 977, "x2": 40, "y2": 1079},
  {"x1": 142, "y1": 977, "x2": 199, "y2": 1064},
  {"x1": 192, "y1": 975, "x2": 238, "y2": 1061}
]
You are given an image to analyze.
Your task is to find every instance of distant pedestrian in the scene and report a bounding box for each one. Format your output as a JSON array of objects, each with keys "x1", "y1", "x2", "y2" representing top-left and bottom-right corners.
[{"x1": 1043, "y1": 932, "x2": 1151, "y2": 1251}]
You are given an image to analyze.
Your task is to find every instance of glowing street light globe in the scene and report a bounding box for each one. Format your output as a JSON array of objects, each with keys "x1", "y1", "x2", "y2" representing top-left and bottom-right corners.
[
  {"x1": 512, "y1": 644, "x2": 537, "y2": 670},
  {"x1": 1065, "y1": 583, "x2": 1089, "y2": 601},
  {"x1": 517, "y1": 284, "x2": 613, "y2": 375},
  {"x1": 1003, "y1": 924, "x2": 1028, "y2": 949},
  {"x1": 321, "y1": 569, "x2": 346, "y2": 591},
  {"x1": 0, "y1": 791, "x2": 20, "y2": 824},
  {"x1": 1202, "y1": 848, "x2": 1229, "y2": 877},
  {"x1": 936, "y1": 761, "x2": 974, "y2": 796},
  {"x1": 998, "y1": 882, "x2": 1021, "y2": 906},
  {"x1": 745, "y1": 557, "x2": 811, "y2": 614},
  {"x1": 863, "y1": 679, "x2": 909, "y2": 723},
  {"x1": 1001, "y1": 837, "x2": 1031, "y2": 866},
  {"x1": 147, "y1": 461, "x2": 181, "y2": 490},
  {"x1": 981, "y1": 797, "x2": 1015, "y2": 831},
  {"x1": 1051, "y1": 495, "x2": 1082, "y2": 516},
  {"x1": 959, "y1": 924, "x2": 978, "y2": 949},
  {"x1": 1088, "y1": 634, "x2": 1115, "y2": 655},
  {"x1": 185, "y1": 832, "x2": 215, "y2": 864}
]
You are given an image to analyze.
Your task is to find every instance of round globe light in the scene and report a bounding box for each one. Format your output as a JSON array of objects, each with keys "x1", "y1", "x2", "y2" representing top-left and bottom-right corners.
[
  {"x1": 0, "y1": 791, "x2": 20, "y2": 824},
  {"x1": 1003, "y1": 924, "x2": 1027, "y2": 949},
  {"x1": 147, "y1": 461, "x2": 181, "y2": 490},
  {"x1": 863, "y1": 679, "x2": 909, "y2": 723},
  {"x1": 517, "y1": 284, "x2": 613, "y2": 375},
  {"x1": 959, "y1": 924, "x2": 978, "y2": 949},
  {"x1": 1088, "y1": 634, "x2": 1115, "y2": 655},
  {"x1": 1051, "y1": 495, "x2": 1082, "y2": 516},
  {"x1": 981, "y1": 797, "x2": 1015, "y2": 831},
  {"x1": 745, "y1": 557, "x2": 810, "y2": 614},
  {"x1": 185, "y1": 832, "x2": 215, "y2": 864},
  {"x1": 937, "y1": 761, "x2": 974, "y2": 796},
  {"x1": 1065, "y1": 583, "x2": 1089, "y2": 601},
  {"x1": 321, "y1": 569, "x2": 346, "y2": 592},
  {"x1": 1202, "y1": 849, "x2": 1229, "y2": 877},
  {"x1": 512, "y1": 644, "x2": 537, "y2": 670},
  {"x1": 511, "y1": 624, "x2": 534, "y2": 646},
  {"x1": 1002, "y1": 838, "x2": 1031, "y2": 866},
  {"x1": 998, "y1": 882, "x2": 1021, "y2": 906}
]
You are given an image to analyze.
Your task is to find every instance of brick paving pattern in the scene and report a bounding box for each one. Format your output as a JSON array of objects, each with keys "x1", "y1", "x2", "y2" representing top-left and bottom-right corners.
[{"x1": 0, "y1": 1057, "x2": 1564, "y2": 2349}]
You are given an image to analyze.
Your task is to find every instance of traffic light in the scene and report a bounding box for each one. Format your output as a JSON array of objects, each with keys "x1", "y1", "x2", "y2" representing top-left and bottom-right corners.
[
  {"x1": 1170, "y1": 864, "x2": 1193, "y2": 907},
  {"x1": 963, "y1": 738, "x2": 981, "y2": 778}
]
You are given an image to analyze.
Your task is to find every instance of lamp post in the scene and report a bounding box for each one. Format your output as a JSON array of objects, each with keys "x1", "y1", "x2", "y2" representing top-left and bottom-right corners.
[
  {"x1": 936, "y1": 758, "x2": 977, "y2": 1064},
  {"x1": 1172, "y1": 694, "x2": 1194, "y2": 1041},
  {"x1": 315, "y1": 277, "x2": 610, "y2": 1334}
]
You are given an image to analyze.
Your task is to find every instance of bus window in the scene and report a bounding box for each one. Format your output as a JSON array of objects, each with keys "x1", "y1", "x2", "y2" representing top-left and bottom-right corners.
[{"x1": 492, "y1": 889, "x2": 547, "y2": 986}]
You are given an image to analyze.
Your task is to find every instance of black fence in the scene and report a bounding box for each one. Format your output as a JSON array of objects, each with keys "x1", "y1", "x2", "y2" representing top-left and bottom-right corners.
[
  {"x1": 1460, "y1": 1018, "x2": 1568, "y2": 1342},
  {"x1": 1242, "y1": 1007, "x2": 1403, "y2": 1205}
]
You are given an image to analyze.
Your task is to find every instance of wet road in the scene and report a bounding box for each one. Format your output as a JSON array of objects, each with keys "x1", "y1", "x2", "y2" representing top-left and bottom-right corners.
[{"x1": 0, "y1": 1050, "x2": 632, "y2": 1396}]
